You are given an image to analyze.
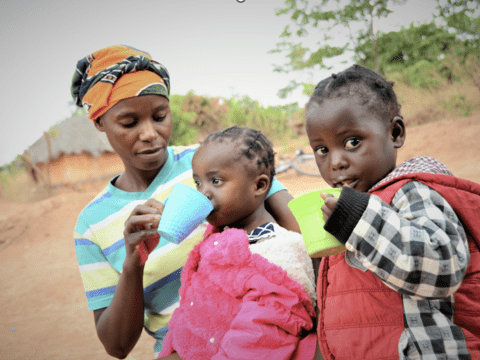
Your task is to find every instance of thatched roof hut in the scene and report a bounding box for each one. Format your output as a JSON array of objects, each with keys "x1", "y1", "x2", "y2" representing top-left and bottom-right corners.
[
  {"x1": 24, "y1": 116, "x2": 122, "y2": 186},
  {"x1": 26, "y1": 115, "x2": 113, "y2": 164}
]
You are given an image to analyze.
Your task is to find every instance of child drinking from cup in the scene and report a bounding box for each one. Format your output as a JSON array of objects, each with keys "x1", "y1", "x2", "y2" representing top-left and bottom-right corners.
[
  {"x1": 158, "y1": 125, "x2": 317, "y2": 360},
  {"x1": 305, "y1": 64, "x2": 480, "y2": 359}
]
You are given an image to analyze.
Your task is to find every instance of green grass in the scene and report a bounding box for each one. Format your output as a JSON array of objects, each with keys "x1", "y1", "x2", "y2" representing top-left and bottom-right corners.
[{"x1": 393, "y1": 80, "x2": 480, "y2": 127}]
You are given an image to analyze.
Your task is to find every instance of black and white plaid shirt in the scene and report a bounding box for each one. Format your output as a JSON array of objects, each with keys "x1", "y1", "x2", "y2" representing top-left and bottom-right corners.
[{"x1": 326, "y1": 157, "x2": 471, "y2": 359}]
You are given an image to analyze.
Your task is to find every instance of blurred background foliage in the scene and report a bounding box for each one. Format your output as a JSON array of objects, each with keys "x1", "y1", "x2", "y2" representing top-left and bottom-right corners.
[
  {"x1": 2, "y1": 0, "x2": 480, "y2": 197},
  {"x1": 270, "y1": 0, "x2": 479, "y2": 95},
  {"x1": 268, "y1": 0, "x2": 479, "y2": 126},
  {"x1": 168, "y1": 92, "x2": 300, "y2": 146}
]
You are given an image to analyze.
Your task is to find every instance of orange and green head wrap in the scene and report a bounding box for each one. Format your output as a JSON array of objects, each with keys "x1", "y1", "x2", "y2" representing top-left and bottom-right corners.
[{"x1": 71, "y1": 45, "x2": 170, "y2": 121}]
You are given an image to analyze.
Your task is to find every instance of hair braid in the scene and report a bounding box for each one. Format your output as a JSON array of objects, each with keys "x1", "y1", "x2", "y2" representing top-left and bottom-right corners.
[
  {"x1": 307, "y1": 64, "x2": 401, "y2": 122},
  {"x1": 202, "y1": 126, "x2": 276, "y2": 185}
]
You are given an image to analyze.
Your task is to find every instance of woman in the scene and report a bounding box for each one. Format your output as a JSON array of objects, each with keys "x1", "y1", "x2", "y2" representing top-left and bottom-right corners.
[{"x1": 72, "y1": 45, "x2": 301, "y2": 359}]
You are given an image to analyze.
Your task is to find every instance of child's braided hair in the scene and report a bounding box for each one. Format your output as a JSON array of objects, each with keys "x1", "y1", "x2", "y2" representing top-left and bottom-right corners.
[
  {"x1": 307, "y1": 64, "x2": 402, "y2": 121},
  {"x1": 201, "y1": 125, "x2": 276, "y2": 188}
]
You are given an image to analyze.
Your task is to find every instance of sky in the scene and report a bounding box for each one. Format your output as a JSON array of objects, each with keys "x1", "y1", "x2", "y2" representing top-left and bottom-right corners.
[{"x1": 0, "y1": 0, "x2": 440, "y2": 166}]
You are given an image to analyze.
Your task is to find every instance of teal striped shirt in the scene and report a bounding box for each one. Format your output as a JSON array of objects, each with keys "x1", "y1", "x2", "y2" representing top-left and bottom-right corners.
[{"x1": 73, "y1": 145, "x2": 285, "y2": 355}]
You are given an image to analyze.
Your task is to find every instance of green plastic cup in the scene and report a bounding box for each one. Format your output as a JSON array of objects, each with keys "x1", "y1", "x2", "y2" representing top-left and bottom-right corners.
[{"x1": 288, "y1": 188, "x2": 346, "y2": 258}]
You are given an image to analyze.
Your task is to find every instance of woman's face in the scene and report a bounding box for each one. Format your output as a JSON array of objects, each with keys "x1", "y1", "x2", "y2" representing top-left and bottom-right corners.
[{"x1": 95, "y1": 94, "x2": 173, "y2": 176}]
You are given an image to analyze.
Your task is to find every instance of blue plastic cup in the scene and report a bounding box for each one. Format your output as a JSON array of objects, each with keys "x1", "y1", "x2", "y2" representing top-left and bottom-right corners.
[{"x1": 158, "y1": 183, "x2": 213, "y2": 244}]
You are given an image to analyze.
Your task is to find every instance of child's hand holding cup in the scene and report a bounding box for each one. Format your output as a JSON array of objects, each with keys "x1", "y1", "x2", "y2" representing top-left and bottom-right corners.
[
  {"x1": 319, "y1": 191, "x2": 339, "y2": 222},
  {"x1": 288, "y1": 188, "x2": 346, "y2": 257}
]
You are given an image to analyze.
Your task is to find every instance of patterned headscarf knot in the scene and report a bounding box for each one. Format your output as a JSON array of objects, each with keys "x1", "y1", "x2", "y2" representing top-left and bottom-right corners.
[{"x1": 70, "y1": 45, "x2": 170, "y2": 121}]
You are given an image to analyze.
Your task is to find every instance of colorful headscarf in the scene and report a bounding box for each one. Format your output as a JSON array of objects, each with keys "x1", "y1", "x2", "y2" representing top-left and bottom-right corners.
[{"x1": 71, "y1": 45, "x2": 170, "y2": 121}]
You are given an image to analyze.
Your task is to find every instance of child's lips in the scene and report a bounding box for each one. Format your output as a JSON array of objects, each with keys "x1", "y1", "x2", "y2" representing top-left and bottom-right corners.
[
  {"x1": 207, "y1": 208, "x2": 217, "y2": 218},
  {"x1": 333, "y1": 179, "x2": 358, "y2": 189},
  {"x1": 346, "y1": 180, "x2": 359, "y2": 189}
]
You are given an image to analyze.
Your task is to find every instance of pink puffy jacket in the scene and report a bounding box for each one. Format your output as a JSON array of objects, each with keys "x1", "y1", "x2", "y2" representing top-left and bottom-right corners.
[{"x1": 159, "y1": 225, "x2": 317, "y2": 360}]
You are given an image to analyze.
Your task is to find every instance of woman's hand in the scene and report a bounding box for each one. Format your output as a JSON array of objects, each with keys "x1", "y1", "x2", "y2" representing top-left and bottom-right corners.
[
  {"x1": 94, "y1": 198, "x2": 166, "y2": 358},
  {"x1": 124, "y1": 198, "x2": 165, "y2": 267}
]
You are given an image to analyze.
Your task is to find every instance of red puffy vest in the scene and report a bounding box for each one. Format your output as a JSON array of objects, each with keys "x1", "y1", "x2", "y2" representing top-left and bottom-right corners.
[{"x1": 317, "y1": 173, "x2": 480, "y2": 359}]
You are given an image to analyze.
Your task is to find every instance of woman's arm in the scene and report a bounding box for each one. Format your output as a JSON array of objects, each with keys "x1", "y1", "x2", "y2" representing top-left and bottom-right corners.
[
  {"x1": 93, "y1": 263, "x2": 145, "y2": 358},
  {"x1": 265, "y1": 189, "x2": 301, "y2": 233},
  {"x1": 94, "y1": 199, "x2": 164, "y2": 358}
]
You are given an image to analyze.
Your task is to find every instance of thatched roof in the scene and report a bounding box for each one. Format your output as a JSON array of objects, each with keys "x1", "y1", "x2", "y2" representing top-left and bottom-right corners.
[{"x1": 26, "y1": 115, "x2": 114, "y2": 164}]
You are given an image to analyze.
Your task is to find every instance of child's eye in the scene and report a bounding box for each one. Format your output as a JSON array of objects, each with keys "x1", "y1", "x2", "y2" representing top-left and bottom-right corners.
[
  {"x1": 194, "y1": 180, "x2": 201, "y2": 188},
  {"x1": 212, "y1": 178, "x2": 221, "y2": 185},
  {"x1": 345, "y1": 138, "x2": 360, "y2": 148},
  {"x1": 315, "y1": 146, "x2": 328, "y2": 155}
]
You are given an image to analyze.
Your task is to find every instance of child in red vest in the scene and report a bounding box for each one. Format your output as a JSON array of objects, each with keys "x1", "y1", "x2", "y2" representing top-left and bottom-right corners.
[{"x1": 305, "y1": 64, "x2": 480, "y2": 359}]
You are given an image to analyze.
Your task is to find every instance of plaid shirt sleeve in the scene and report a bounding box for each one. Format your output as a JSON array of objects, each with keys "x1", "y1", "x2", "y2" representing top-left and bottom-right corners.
[{"x1": 334, "y1": 181, "x2": 470, "y2": 300}]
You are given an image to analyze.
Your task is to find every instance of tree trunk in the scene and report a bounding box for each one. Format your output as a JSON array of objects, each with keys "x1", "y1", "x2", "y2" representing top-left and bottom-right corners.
[
  {"x1": 19, "y1": 153, "x2": 48, "y2": 185},
  {"x1": 369, "y1": 4, "x2": 379, "y2": 73},
  {"x1": 43, "y1": 132, "x2": 53, "y2": 194}
]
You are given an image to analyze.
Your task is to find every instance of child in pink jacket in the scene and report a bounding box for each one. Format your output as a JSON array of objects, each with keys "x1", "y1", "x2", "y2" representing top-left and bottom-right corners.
[{"x1": 157, "y1": 126, "x2": 317, "y2": 360}]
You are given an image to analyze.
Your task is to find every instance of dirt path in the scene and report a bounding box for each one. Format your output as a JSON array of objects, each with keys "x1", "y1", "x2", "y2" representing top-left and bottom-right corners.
[{"x1": 1, "y1": 114, "x2": 479, "y2": 360}]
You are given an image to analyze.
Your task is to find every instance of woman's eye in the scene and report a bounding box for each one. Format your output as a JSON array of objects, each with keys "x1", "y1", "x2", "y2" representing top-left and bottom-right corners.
[
  {"x1": 345, "y1": 138, "x2": 360, "y2": 148},
  {"x1": 122, "y1": 121, "x2": 136, "y2": 128},
  {"x1": 315, "y1": 146, "x2": 328, "y2": 155},
  {"x1": 153, "y1": 115, "x2": 166, "y2": 122}
]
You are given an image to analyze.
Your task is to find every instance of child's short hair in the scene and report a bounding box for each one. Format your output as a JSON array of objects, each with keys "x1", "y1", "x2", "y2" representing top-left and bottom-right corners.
[
  {"x1": 307, "y1": 64, "x2": 402, "y2": 121},
  {"x1": 201, "y1": 125, "x2": 276, "y2": 189}
]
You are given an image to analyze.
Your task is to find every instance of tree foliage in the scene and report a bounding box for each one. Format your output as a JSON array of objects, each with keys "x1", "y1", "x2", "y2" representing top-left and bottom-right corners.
[
  {"x1": 355, "y1": 21, "x2": 464, "y2": 90},
  {"x1": 169, "y1": 94, "x2": 199, "y2": 146},
  {"x1": 356, "y1": 22, "x2": 456, "y2": 74},
  {"x1": 181, "y1": 91, "x2": 228, "y2": 134},
  {"x1": 270, "y1": 0, "x2": 406, "y2": 98},
  {"x1": 436, "y1": 0, "x2": 480, "y2": 44},
  {"x1": 271, "y1": 0, "x2": 480, "y2": 97},
  {"x1": 169, "y1": 93, "x2": 298, "y2": 145},
  {"x1": 435, "y1": 0, "x2": 480, "y2": 90}
]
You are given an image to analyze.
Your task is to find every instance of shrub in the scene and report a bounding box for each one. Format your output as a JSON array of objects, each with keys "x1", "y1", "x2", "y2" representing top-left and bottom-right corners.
[
  {"x1": 442, "y1": 93, "x2": 478, "y2": 117},
  {"x1": 401, "y1": 60, "x2": 445, "y2": 90}
]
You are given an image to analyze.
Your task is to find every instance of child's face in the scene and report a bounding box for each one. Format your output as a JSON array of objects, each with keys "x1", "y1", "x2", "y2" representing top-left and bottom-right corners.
[
  {"x1": 305, "y1": 97, "x2": 404, "y2": 192},
  {"x1": 192, "y1": 141, "x2": 259, "y2": 230}
]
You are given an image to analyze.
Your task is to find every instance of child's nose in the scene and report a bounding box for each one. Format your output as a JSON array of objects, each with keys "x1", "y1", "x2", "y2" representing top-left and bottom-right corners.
[
  {"x1": 330, "y1": 152, "x2": 348, "y2": 170},
  {"x1": 199, "y1": 186, "x2": 212, "y2": 201}
]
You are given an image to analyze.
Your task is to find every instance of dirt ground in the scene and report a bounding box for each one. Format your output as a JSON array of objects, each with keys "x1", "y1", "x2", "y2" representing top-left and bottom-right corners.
[{"x1": 1, "y1": 114, "x2": 480, "y2": 360}]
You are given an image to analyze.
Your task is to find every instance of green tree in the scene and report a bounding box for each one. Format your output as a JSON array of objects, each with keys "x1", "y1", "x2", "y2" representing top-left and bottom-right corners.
[
  {"x1": 435, "y1": 0, "x2": 480, "y2": 90},
  {"x1": 169, "y1": 94, "x2": 199, "y2": 146},
  {"x1": 356, "y1": 22, "x2": 456, "y2": 74},
  {"x1": 354, "y1": 21, "x2": 462, "y2": 90},
  {"x1": 182, "y1": 92, "x2": 228, "y2": 135},
  {"x1": 270, "y1": 0, "x2": 406, "y2": 98},
  {"x1": 436, "y1": 0, "x2": 480, "y2": 44}
]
